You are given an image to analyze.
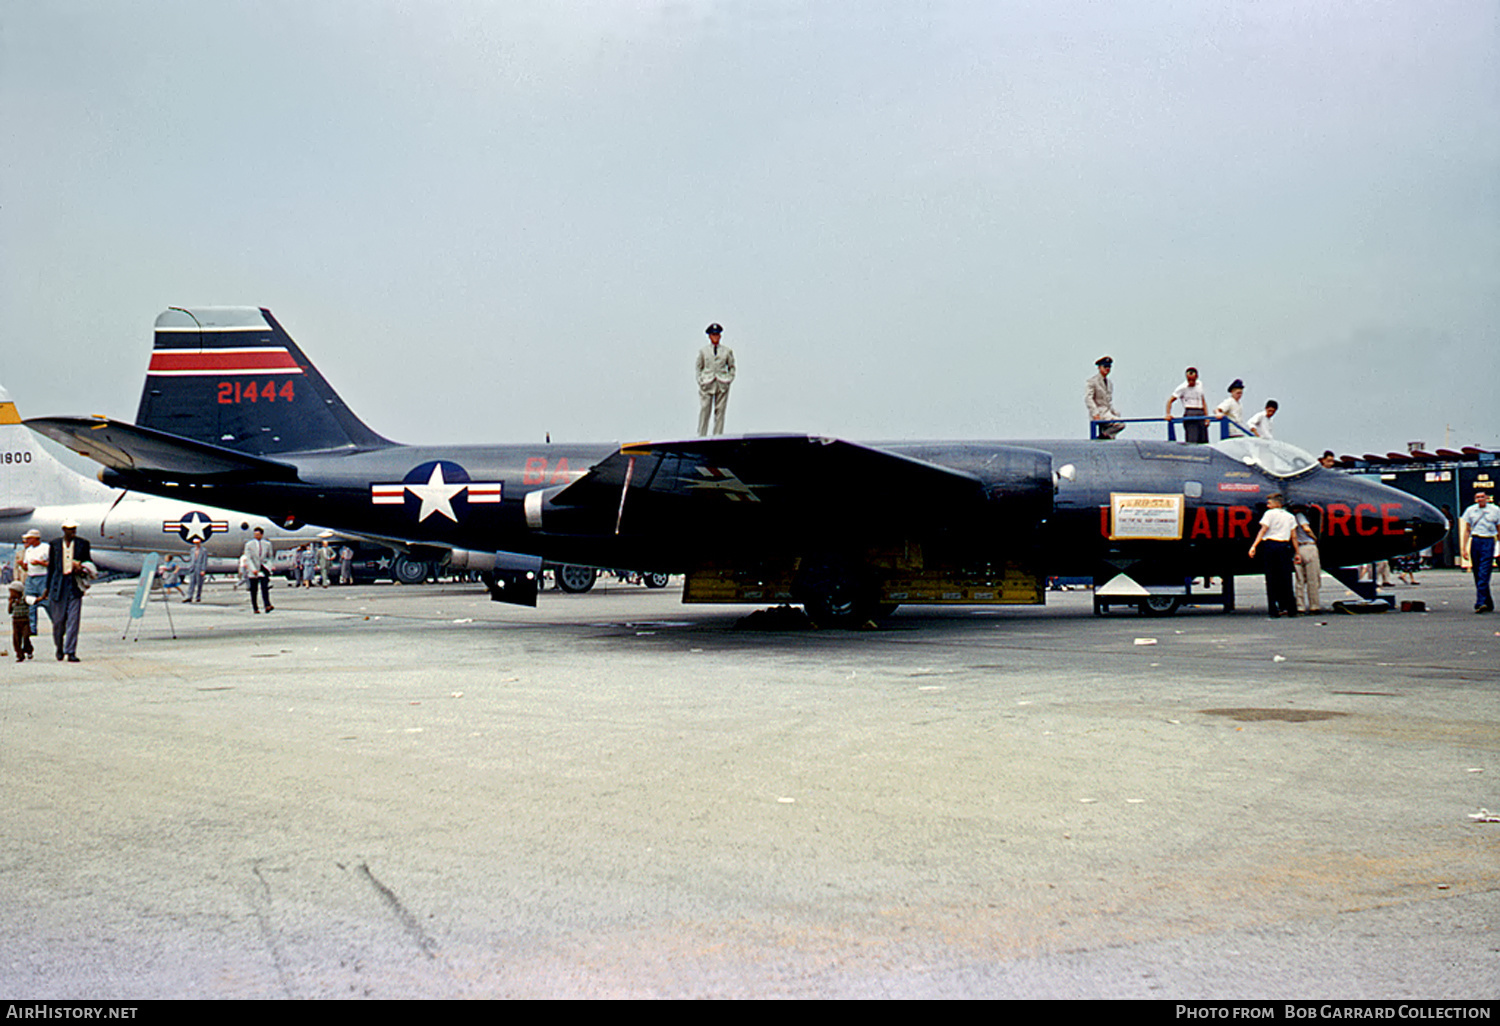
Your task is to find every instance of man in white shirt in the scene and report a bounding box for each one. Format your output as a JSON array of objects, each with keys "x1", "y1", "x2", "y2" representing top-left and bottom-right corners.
[
  {"x1": 1165, "y1": 367, "x2": 1208, "y2": 443},
  {"x1": 17, "y1": 528, "x2": 49, "y2": 640},
  {"x1": 1247, "y1": 399, "x2": 1278, "y2": 439},
  {"x1": 1249, "y1": 492, "x2": 1299, "y2": 617},
  {"x1": 1213, "y1": 379, "x2": 1247, "y2": 437},
  {"x1": 1459, "y1": 489, "x2": 1499, "y2": 613}
]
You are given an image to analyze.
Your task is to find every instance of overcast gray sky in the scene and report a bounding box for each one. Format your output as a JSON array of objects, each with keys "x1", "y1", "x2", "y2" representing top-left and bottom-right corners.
[{"x1": 3, "y1": 0, "x2": 1495, "y2": 459}]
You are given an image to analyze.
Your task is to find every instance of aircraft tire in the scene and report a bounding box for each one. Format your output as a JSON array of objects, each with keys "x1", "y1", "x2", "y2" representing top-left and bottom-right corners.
[
  {"x1": 642, "y1": 572, "x2": 670, "y2": 589},
  {"x1": 795, "y1": 560, "x2": 880, "y2": 628},
  {"x1": 1138, "y1": 596, "x2": 1181, "y2": 617},
  {"x1": 555, "y1": 565, "x2": 598, "y2": 593},
  {"x1": 803, "y1": 593, "x2": 879, "y2": 629},
  {"x1": 392, "y1": 554, "x2": 431, "y2": 585}
]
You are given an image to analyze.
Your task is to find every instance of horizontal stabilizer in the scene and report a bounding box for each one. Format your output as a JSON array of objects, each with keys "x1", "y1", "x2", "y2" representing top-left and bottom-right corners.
[{"x1": 25, "y1": 416, "x2": 299, "y2": 484}]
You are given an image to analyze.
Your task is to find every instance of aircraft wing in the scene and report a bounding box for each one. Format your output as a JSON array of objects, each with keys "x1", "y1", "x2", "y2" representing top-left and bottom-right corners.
[
  {"x1": 550, "y1": 434, "x2": 990, "y2": 527},
  {"x1": 25, "y1": 416, "x2": 299, "y2": 483}
]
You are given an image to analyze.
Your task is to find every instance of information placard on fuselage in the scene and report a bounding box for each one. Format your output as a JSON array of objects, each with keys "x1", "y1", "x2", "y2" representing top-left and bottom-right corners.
[{"x1": 1109, "y1": 493, "x2": 1185, "y2": 541}]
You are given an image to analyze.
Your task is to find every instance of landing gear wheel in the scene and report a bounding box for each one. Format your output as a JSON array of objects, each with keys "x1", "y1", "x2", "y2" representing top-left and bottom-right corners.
[
  {"x1": 555, "y1": 565, "x2": 598, "y2": 593},
  {"x1": 1138, "y1": 596, "x2": 1181, "y2": 617},
  {"x1": 391, "y1": 554, "x2": 430, "y2": 585},
  {"x1": 802, "y1": 593, "x2": 879, "y2": 629},
  {"x1": 642, "y1": 572, "x2": 670, "y2": 589},
  {"x1": 795, "y1": 561, "x2": 880, "y2": 629}
]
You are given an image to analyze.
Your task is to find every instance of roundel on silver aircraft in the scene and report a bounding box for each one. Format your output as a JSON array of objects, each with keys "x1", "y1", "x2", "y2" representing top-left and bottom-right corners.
[{"x1": 164, "y1": 510, "x2": 228, "y2": 543}]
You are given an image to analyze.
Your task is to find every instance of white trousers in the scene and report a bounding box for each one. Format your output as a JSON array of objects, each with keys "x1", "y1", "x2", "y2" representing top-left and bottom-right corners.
[{"x1": 698, "y1": 384, "x2": 730, "y2": 436}]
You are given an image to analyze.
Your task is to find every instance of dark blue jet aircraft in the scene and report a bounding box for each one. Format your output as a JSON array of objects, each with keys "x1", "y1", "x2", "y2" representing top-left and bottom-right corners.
[{"x1": 28, "y1": 307, "x2": 1447, "y2": 625}]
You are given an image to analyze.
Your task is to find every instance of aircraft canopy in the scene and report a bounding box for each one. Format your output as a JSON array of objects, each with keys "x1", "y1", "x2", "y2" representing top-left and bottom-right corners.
[{"x1": 1210, "y1": 437, "x2": 1320, "y2": 479}]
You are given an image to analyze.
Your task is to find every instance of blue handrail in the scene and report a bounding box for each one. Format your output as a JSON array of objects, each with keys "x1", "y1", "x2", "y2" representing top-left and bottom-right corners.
[{"x1": 1089, "y1": 415, "x2": 1255, "y2": 442}]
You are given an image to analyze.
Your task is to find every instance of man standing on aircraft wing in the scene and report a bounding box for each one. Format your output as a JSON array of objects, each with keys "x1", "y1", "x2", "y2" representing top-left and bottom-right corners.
[
  {"x1": 696, "y1": 323, "x2": 735, "y2": 436},
  {"x1": 1165, "y1": 367, "x2": 1209, "y2": 443},
  {"x1": 1085, "y1": 356, "x2": 1123, "y2": 439},
  {"x1": 243, "y1": 527, "x2": 274, "y2": 613}
]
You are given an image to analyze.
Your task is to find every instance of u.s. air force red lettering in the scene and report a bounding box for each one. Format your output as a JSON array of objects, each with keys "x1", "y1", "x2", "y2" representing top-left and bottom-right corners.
[
  {"x1": 1188, "y1": 505, "x2": 1255, "y2": 539},
  {"x1": 1098, "y1": 502, "x2": 1412, "y2": 540},
  {"x1": 1317, "y1": 502, "x2": 1407, "y2": 537},
  {"x1": 1100, "y1": 504, "x2": 1256, "y2": 539}
]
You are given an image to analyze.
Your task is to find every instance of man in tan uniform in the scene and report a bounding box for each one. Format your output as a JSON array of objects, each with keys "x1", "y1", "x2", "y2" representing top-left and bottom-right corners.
[
  {"x1": 1085, "y1": 356, "x2": 1123, "y2": 439},
  {"x1": 696, "y1": 322, "x2": 736, "y2": 436}
]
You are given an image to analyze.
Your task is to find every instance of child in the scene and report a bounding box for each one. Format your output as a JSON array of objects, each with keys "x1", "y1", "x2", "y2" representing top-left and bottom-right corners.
[
  {"x1": 159, "y1": 558, "x2": 186, "y2": 597},
  {"x1": 9, "y1": 579, "x2": 33, "y2": 662}
]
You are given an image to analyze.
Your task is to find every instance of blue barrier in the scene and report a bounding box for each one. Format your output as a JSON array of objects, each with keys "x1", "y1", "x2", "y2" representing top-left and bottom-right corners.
[{"x1": 1089, "y1": 415, "x2": 1254, "y2": 442}]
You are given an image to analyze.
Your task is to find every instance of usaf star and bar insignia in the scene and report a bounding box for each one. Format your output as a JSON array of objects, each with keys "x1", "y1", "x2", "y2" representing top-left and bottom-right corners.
[
  {"x1": 163, "y1": 510, "x2": 229, "y2": 543},
  {"x1": 371, "y1": 461, "x2": 502, "y2": 523}
]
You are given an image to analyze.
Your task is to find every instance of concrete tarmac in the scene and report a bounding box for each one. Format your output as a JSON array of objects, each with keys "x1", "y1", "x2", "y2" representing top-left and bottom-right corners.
[{"x1": 1, "y1": 570, "x2": 1496, "y2": 999}]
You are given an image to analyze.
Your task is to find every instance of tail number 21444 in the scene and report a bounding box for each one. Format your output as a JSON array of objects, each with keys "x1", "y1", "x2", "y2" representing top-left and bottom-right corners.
[{"x1": 218, "y1": 380, "x2": 296, "y2": 404}]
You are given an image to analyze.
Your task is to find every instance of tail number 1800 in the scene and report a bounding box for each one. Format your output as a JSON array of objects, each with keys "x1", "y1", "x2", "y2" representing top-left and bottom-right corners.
[{"x1": 218, "y1": 380, "x2": 296, "y2": 404}]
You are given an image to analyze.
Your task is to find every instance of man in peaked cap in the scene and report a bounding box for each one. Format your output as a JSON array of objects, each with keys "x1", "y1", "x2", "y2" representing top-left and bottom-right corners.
[
  {"x1": 696, "y1": 323, "x2": 736, "y2": 436},
  {"x1": 1085, "y1": 356, "x2": 1123, "y2": 440}
]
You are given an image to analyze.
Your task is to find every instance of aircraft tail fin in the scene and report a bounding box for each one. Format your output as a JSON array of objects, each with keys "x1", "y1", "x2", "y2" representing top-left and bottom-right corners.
[
  {"x1": 0, "y1": 384, "x2": 114, "y2": 514},
  {"x1": 135, "y1": 307, "x2": 393, "y2": 456}
]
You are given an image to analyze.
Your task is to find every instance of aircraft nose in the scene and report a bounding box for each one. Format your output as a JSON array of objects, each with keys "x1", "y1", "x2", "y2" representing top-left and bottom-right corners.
[{"x1": 1290, "y1": 472, "x2": 1449, "y2": 566}]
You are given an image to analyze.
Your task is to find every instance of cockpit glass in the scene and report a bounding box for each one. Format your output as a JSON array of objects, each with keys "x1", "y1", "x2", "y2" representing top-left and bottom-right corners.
[{"x1": 1209, "y1": 437, "x2": 1319, "y2": 479}]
